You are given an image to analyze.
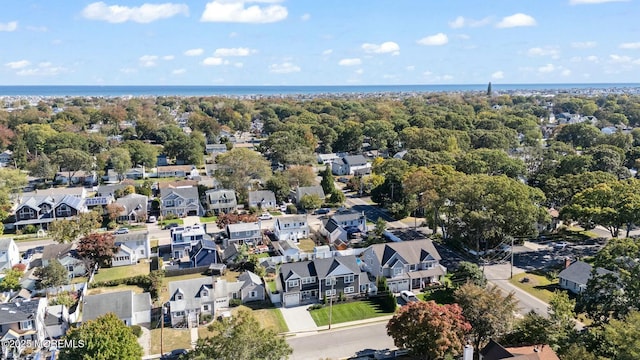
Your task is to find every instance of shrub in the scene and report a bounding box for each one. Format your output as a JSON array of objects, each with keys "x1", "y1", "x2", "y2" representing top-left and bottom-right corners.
[
  {"x1": 338, "y1": 291, "x2": 346, "y2": 302},
  {"x1": 107, "y1": 221, "x2": 118, "y2": 230},
  {"x1": 229, "y1": 298, "x2": 242, "y2": 307},
  {"x1": 204, "y1": 210, "x2": 215, "y2": 217},
  {"x1": 23, "y1": 225, "x2": 38, "y2": 234},
  {"x1": 164, "y1": 213, "x2": 178, "y2": 220},
  {"x1": 130, "y1": 325, "x2": 142, "y2": 338},
  {"x1": 286, "y1": 205, "x2": 298, "y2": 214},
  {"x1": 200, "y1": 314, "x2": 213, "y2": 324},
  {"x1": 12, "y1": 263, "x2": 26, "y2": 272},
  {"x1": 308, "y1": 304, "x2": 324, "y2": 311}
]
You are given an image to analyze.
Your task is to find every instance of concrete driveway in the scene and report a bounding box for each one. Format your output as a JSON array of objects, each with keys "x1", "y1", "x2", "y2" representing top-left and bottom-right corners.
[{"x1": 279, "y1": 305, "x2": 318, "y2": 333}]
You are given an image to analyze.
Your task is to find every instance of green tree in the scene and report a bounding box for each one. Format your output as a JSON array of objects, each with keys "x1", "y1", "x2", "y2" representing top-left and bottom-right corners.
[
  {"x1": 454, "y1": 283, "x2": 518, "y2": 352},
  {"x1": 386, "y1": 301, "x2": 471, "y2": 360},
  {"x1": 27, "y1": 154, "x2": 57, "y2": 181},
  {"x1": 187, "y1": 310, "x2": 292, "y2": 360},
  {"x1": 300, "y1": 194, "x2": 323, "y2": 211},
  {"x1": 555, "y1": 122, "x2": 602, "y2": 148},
  {"x1": 602, "y1": 311, "x2": 640, "y2": 360},
  {"x1": 49, "y1": 211, "x2": 101, "y2": 243},
  {"x1": 320, "y1": 165, "x2": 336, "y2": 196},
  {"x1": 60, "y1": 312, "x2": 143, "y2": 360},
  {"x1": 34, "y1": 259, "x2": 69, "y2": 289},
  {"x1": 109, "y1": 147, "x2": 132, "y2": 181},
  {"x1": 0, "y1": 169, "x2": 28, "y2": 221},
  {"x1": 0, "y1": 268, "x2": 23, "y2": 291},
  {"x1": 452, "y1": 261, "x2": 486, "y2": 287},
  {"x1": 50, "y1": 148, "x2": 93, "y2": 186},
  {"x1": 265, "y1": 173, "x2": 291, "y2": 203},
  {"x1": 284, "y1": 165, "x2": 316, "y2": 187},
  {"x1": 122, "y1": 140, "x2": 158, "y2": 167},
  {"x1": 216, "y1": 148, "x2": 271, "y2": 202}
]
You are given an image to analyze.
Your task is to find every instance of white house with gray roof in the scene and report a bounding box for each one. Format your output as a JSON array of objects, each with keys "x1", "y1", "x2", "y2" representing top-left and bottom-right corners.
[
  {"x1": 168, "y1": 276, "x2": 236, "y2": 328},
  {"x1": 0, "y1": 238, "x2": 19, "y2": 271},
  {"x1": 247, "y1": 190, "x2": 277, "y2": 209},
  {"x1": 321, "y1": 210, "x2": 367, "y2": 247},
  {"x1": 274, "y1": 215, "x2": 309, "y2": 242},
  {"x1": 558, "y1": 260, "x2": 614, "y2": 294},
  {"x1": 225, "y1": 222, "x2": 262, "y2": 248},
  {"x1": 361, "y1": 239, "x2": 446, "y2": 293},
  {"x1": 115, "y1": 193, "x2": 148, "y2": 223},
  {"x1": 277, "y1": 255, "x2": 371, "y2": 307},
  {"x1": 112, "y1": 231, "x2": 151, "y2": 267},
  {"x1": 83, "y1": 290, "x2": 151, "y2": 326},
  {"x1": 331, "y1": 155, "x2": 371, "y2": 176},
  {"x1": 292, "y1": 186, "x2": 325, "y2": 205},
  {"x1": 160, "y1": 186, "x2": 203, "y2": 217},
  {"x1": 0, "y1": 298, "x2": 47, "y2": 357},
  {"x1": 204, "y1": 189, "x2": 237, "y2": 215}
]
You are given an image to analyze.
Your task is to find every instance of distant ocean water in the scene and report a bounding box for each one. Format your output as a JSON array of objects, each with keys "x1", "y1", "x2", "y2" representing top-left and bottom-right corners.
[{"x1": 1, "y1": 84, "x2": 640, "y2": 97}]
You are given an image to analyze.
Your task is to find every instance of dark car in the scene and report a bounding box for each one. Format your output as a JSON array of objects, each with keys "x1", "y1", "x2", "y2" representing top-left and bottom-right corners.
[
  {"x1": 161, "y1": 349, "x2": 188, "y2": 360},
  {"x1": 314, "y1": 208, "x2": 330, "y2": 215},
  {"x1": 164, "y1": 223, "x2": 180, "y2": 230}
]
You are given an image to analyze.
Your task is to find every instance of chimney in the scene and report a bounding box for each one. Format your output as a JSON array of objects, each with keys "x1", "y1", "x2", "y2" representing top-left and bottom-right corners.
[
  {"x1": 463, "y1": 345, "x2": 473, "y2": 360},
  {"x1": 564, "y1": 257, "x2": 571, "y2": 269}
]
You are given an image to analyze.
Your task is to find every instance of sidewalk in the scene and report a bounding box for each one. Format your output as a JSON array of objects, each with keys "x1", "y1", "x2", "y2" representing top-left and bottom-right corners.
[{"x1": 282, "y1": 314, "x2": 393, "y2": 337}]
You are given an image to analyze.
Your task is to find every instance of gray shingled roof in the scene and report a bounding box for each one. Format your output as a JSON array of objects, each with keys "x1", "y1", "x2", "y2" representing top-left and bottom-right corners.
[
  {"x1": 280, "y1": 255, "x2": 360, "y2": 281},
  {"x1": 248, "y1": 190, "x2": 276, "y2": 205},
  {"x1": 83, "y1": 290, "x2": 150, "y2": 322},
  {"x1": 161, "y1": 186, "x2": 199, "y2": 200},
  {"x1": 42, "y1": 243, "x2": 74, "y2": 262},
  {"x1": 0, "y1": 298, "x2": 43, "y2": 324},
  {"x1": 369, "y1": 239, "x2": 441, "y2": 266},
  {"x1": 168, "y1": 277, "x2": 214, "y2": 312},
  {"x1": 0, "y1": 238, "x2": 14, "y2": 251},
  {"x1": 115, "y1": 193, "x2": 148, "y2": 214},
  {"x1": 342, "y1": 155, "x2": 368, "y2": 166},
  {"x1": 558, "y1": 260, "x2": 614, "y2": 287},
  {"x1": 332, "y1": 210, "x2": 364, "y2": 223},
  {"x1": 114, "y1": 231, "x2": 149, "y2": 244}
]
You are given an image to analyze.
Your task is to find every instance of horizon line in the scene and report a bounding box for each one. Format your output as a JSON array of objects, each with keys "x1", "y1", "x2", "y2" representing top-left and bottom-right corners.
[{"x1": 2, "y1": 82, "x2": 640, "y2": 87}]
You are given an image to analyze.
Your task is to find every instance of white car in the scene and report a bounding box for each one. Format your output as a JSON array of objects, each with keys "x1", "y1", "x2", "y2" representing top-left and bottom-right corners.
[
  {"x1": 147, "y1": 216, "x2": 157, "y2": 223},
  {"x1": 400, "y1": 290, "x2": 419, "y2": 303},
  {"x1": 114, "y1": 227, "x2": 129, "y2": 234},
  {"x1": 258, "y1": 213, "x2": 273, "y2": 220},
  {"x1": 554, "y1": 241, "x2": 570, "y2": 249}
]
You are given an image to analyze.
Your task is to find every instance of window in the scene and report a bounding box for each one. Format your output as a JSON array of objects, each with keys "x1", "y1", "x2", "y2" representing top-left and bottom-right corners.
[
  {"x1": 175, "y1": 311, "x2": 185, "y2": 317},
  {"x1": 201, "y1": 290, "x2": 208, "y2": 297},
  {"x1": 165, "y1": 200, "x2": 174, "y2": 207},
  {"x1": 302, "y1": 277, "x2": 316, "y2": 285},
  {"x1": 288, "y1": 280, "x2": 299, "y2": 288},
  {"x1": 325, "y1": 278, "x2": 336, "y2": 286},
  {"x1": 344, "y1": 275, "x2": 354, "y2": 283},
  {"x1": 56, "y1": 204, "x2": 72, "y2": 217},
  {"x1": 203, "y1": 304, "x2": 210, "y2": 311},
  {"x1": 139, "y1": 250, "x2": 144, "y2": 255},
  {"x1": 344, "y1": 286, "x2": 354, "y2": 294},
  {"x1": 176, "y1": 293, "x2": 183, "y2": 300},
  {"x1": 21, "y1": 320, "x2": 34, "y2": 330},
  {"x1": 393, "y1": 267, "x2": 403, "y2": 277},
  {"x1": 410, "y1": 264, "x2": 417, "y2": 271},
  {"x1": 325, "y1": 289, "x2": 336, "y2": 297},
  {"x1": 19, "y1": 207, "x2": 35, "y2": 220},
  {"x1": 250, "y1": 291, "x2": 257, "y2": 297}
]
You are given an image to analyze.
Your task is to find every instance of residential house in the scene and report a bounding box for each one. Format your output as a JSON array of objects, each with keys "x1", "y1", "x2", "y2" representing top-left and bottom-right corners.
[
  {"x1": 292, "y1": 186, "x2": 325, "y2": 205},
  {"x1": 83, "y1": 290, "x2": 152, "y2": 326},
  {"x1": 225, "y1": 222, "x2": 262, "y2": 248},
  {"x1": 160, "y1": 186, "x2": 203, "y2": 218},
  {"x1": 41, "y1": 243, "x2": 87, "y2": 279},
  {"x1": 274, "y1": 239, "x2": 300, "y2": 258},
  {"x1": 558, "y1": 259, "x2": 614, "y2": 294},
  {"x1": 170, "y1": 224, "x2": 208, "y2": 259},
  {"x1": 205, "y1": 144, "x2": 228, "y2": 157},
  {"x1": 189, "y1": 239, "x2": 221, "y2": 268},
  {"x1": 274, "y1": 215, "x2": 309, "y2": 242},
  {"x1": 278, "y1": 255, "x2": 370, "y2": 307},
  {"x1": 55, "y1": 170, "x2": 97, "y2": 186},
  {"x1": 331, "y1": 155, "x2": 371, "y2": 176},
  {"x1": 156, "y1": 165, "x2": 193, "y2": 178},
  {"x1": 204, "y1": 189, "x2": 237, "y2": 215},
  {"x1": 0, "y1": 238, "x2": 19, "y2": 271},
  {"x1": 237, "y1": 271, "x2": 265, "y2": 302},
  {"x1": 125, "y1": 166, "x2": 146, "y2": 180},
  {"x1": 317, "y1": 153, "x2": 340, "y2": 165},
  {"x1": 0, "y1": 150, "x2": 13, "y2": 166},
  {"x1": 321, "y1": 210, "x2": 367, "y2": 248},
  {"x1": 247, "y1": 190, "x2": 277, "y2": 210},
  {"x1": 115, "y1": 193, "x2": 148, "y2": 223},
  {"x1": 12, "y1": 188, "x2": 88, "y2": 231},
  {"x1": 44, "y1": 304, "x2": 70, "y2": 338},
  {"x1": 112, "y1": 231, "x2": 151, "y2": 267},
  {"x1": 361, "y1": 239, "x2": 446, "y2": 293},
  {"x1": 480, "y1": 339, "x2": 559, "y2": 360},
  {"x1": 156, "y1": 154, "x2": 168, "y2": 167},
  {"x1": 0, "y1": 298, "x2": 47, "y2": 353},
  {"x1": 167, "y1": 277, "x2": 217, "y2": 327}
]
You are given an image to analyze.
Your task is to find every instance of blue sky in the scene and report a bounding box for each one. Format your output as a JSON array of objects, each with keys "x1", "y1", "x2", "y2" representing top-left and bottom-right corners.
[{"x1": 1, "y1": 0, "x2": 639, "y2": 85}]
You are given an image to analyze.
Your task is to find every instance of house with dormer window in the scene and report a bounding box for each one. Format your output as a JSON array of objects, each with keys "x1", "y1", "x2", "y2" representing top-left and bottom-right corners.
[
  {"x1": 11, "y1": 188, "x2": 88, "y2": 231},
  {"x1": 0, "y1": 298, "x2": 47, "y2": 357},
  {"x1": 204, "y1": 189, "x2": 237, "y2": 215},
  {"x1": 321, "y1": 209, "x2": 367, "y2": 247},
  {"x1": 225, "y1": 222, "x2": 262, "y2": 247},
  {"x1": 331, "y1": 155, "x2": 371, "y2": 176},
  {"x1": 115, "y1": 193, "x2": 148, "y2": 223},
  {"x1": 361, "y1": 239, "x2": 446, "y2": 293},
  {"x1": 160, "y1": 186, "x2": 203, "y2": 217},
  {"x1": 274, "y1": 215, "x2": 309, "y2": 242},
  {"x1": 277, "y1": 255, "x2": 371, "y2": 307},
  {"x1": 112, "y1": 231, "x2": 151, "y2": 267}
]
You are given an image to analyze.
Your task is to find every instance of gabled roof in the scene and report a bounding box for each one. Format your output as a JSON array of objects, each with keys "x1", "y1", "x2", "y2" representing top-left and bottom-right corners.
[
  {"x1": 205, "y1": 189, "x2": 236, "y2": 201},
  {"x1": 279, "y1": 255, "x2": 361, "y2": 281},
  {"x1": 323, "y1": 218, "x2": 341, "y2": 234},
  {"x1": 296, "y1": 185, "x2": 325, "y2": 199},
  {"x1": 227, "y1": 222, "x2": 260, "y2": 233},
  {"x1": 168, "y1": 277, "x2": 214, "y2": 311},
  {"x1": 368, "y1": 239, "x2": 441, "y2": 266},
  {"x1": 248, "y1": 190, "x2": 276, "y2": 204},
  {"x1": 0, "y1": 298, "x2": 44, "y2": 324},
  {"x1": 83, "y1": 290, "x2": 151, "y2": 322},
  {"x1": 161, "y1": 186, "x2": 199, "y2": 200},
  {"x1": 332, "y1": 210, "x2": 365, "y2": 223},
  {"x1": 238, "y1": 271, "x2": 262, "y2": 288},
  {"x1": 190, "y1": 240, "x2": 220, "y2": 266},
  {"x1": 0, "y1": 238, "x2": 15, "y2": 251},
  {"x1": 96, "y1": 184, "x2": 127, "y2": 197},
  {"x1": 342, "y1": 155, "x2": 368, "y2": 166},
  {"x1": 480, "y1": 339, "x2": 514, "y2": 360},
  {"x1": 277, "y1": 215, "x2": 307, "y2": 226},
  {"x1": 558, "y1": 260, "x2": 614, "y2": 286},
  {"x1": 114, "y1": 231, "x2": 149, "y2": 245},
  {"x1": 57, "y1": 194, "x2": 84, "y2": 210},
  {"x1": 42, "y1": 243, "x2": 74, "y2": 262},
  {"x1": 115, "y1": 193, "x2": 148, "y2": 214}
]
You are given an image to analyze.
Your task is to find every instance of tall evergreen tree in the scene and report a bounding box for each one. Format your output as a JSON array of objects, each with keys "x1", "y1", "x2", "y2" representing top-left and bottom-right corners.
[{"x1": 320, "y1": 164, "x2": 336, "y2": 195}]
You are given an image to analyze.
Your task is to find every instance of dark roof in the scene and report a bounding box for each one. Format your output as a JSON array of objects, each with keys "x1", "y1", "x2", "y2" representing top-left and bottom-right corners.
[
  {"x1": 190, "y1": 240, "x2": 220, "y2": 267},
  {"x1": 42, "y1": 243, "x2": 74, "y2": 261},
  {"x1": 248, "y1": 190, "x2": 276, "y2": 205},
  {"x1": 83, "y1": 290, "x2": 135, "y2": 321},
  {"x1": 280, "y1": 255, "x2": 361, "y2": 281},
  {"x1": 369, "y1": 239, "x2": 441, "y2": 266},
  {"x1": 343, "y1": 155, "x2": 368, "y2": 166},
  {"x1": 96, "y1": 184, "x2": 127, "y2": 197},
  {"x1": 558, "y1": 260, "x2": 614, "y2": 286},
  {"x1": 480, "y1": 339, "x2": 515, "y2": 360},
  {"x1": 324, "y1": 218, "x2": 340, "y2": 233},
  {"x1": 0, "y1": 299, "x2": 43, "y2": 324},
  {"x1": 161, "y1": 186, "x2": 199, "y2": 200},
  {"x1": 332, "y1": 210, "x2": 364, "y2": 223}
]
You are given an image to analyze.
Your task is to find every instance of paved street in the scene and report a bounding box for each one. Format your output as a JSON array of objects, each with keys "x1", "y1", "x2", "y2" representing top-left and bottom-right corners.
[
  {"x1": 345, "y1": 195, "x2": 408, "y2": 229},
  {"x1": 483, "y1": 263, "x2": 549, "y2": 316},
  {"x1": 287, "y1": 322, "x2": 395, "y2": 360}
]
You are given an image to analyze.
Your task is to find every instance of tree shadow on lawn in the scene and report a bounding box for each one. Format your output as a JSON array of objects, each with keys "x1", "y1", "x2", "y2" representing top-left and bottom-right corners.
[
  {"x1": 533, "y1": 283, "x2": 561, "y2": 293},
  {"x1": 366, "y1": 298, "x2": 393, "y2": 314}
]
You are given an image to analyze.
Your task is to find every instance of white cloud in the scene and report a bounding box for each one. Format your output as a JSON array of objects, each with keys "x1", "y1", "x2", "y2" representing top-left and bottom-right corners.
[
  {"x1": 571, "y1": 41, "x2": 597, "y2": 48},
  {"x1": 527, "y1": 47, "x2": 560, "y2": 58},
  {"x1": 234, "y1": 62, "x2": 244, "y2": 68},
  {"x1": 322, "y1": 49, "x2": 333, "y2": 56},
  {"x1": 570, "y1": 0, "x2": 629, "y2": 4},
  {"x1": 609, "y1": 54, "x2": 633, "y2": 63},
  {"x1": 269, "y1": 62, "x2": 300, "y2": 74},
  {"x1": 442, "y1": 75, "x2": 454, "y2": 81},
  {"x1": 5, "y1": 60, "x2": 30, "y2": 69},
  {"x1": 229, "y1": 32, "x2": 239, "y2": 38},
  {"x1": 491, "y1": 71, "x2": 504, "y2": 79},
  {"x1": 300, "y1": 13, "x2": 310, "y2": 21},
  {"x1": 0, "y1": 21, "x2": 18, "y2": 32},
  {"x1": 202, "y1": 57, "x2": 225, "y2": 66},
  {"x1": 496, "y1": 13, "x2": 537, "y2": 28},
  {"x1": 201, "y1": 0, "x2": 287, "y2": 23},
  {"x1": 82, "y1": 2, "x2": 189, "y2": 23},
  {"x1": 355, "y1": 69, "x2": 364, "y2": 75},
  {"x1": 620, "y1": 42, "x2": 640, "y2": 49},
  {"x1": 586, "y1": 55, "x2": 600, "y2": 62},
  {"x1": 184, "y1": 48, "x2": 204, "y2": 56},
  {"x1": 163, "y1": 55, "x2": 175, "y2": 60},
  {"x1": 448, "y1": 16, "x2": 491, "y2": 29},
  {"x1": 16, "y1": 62, "x2": 67, "y2": 76},
  {"x1": 338, "y1": 58, "x2": 362, "y2": 66},
  {"x1": 361, "y1": 41, "x2": 400, "y2": 55},
  {"x1": 538, "y1": 63, "x2": 555, "y2": 73},
  {"x1": 213, "y1": 47, "x2": 256, "y2": 57},
  {"x1": 120, "y1": 67, "x2": 137, "y2": 74},
  {"x1": 139, "y1": 55, "x2": 158, "y2": 67},
  {"x1": 172, "y1": 68, "x2": 186, "y2": 75},
  {"x1": 406, "y1": 65, "x2": 415, "y2": 71},
  {"x1": 561, "y1": 69, "x2": 572, "y2": 76},
  {"x1": 570, "y1": 56, "x2": 582, "y2": 62},
  {"x1": 417, "y1": 33, "x2": 448, "y2": 46}
]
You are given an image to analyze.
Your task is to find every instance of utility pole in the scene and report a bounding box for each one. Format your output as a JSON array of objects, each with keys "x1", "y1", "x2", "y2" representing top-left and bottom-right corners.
[
  {"x1": 328, "y1": 277, "x2": 335, "y2": 330},
  {"x1": 161, "y1": 305, "x2": 165, "y2": 355},
  {"x1": 510, "y1": 236, "x2": 515, "y2": 279}
]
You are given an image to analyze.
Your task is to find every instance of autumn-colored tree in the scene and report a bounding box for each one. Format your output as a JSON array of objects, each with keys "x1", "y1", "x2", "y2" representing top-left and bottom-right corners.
[
  {"x1": 215, "y1": 212, "x2": 258, "y2": 229},
  {"x1": 106, "y1": 203, "x2": 125, "y2": 221},
  {"x1": 77, "y1": 233, "x2": 117, "y2": 268},
  {"x1": 386, "y1": 301, "x2": 471, "y2": 360}
]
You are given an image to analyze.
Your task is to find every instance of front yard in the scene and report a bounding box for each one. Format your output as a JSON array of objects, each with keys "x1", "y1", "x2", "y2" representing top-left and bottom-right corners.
[
  {"x1": 150, "y1": 328, "x2": 192, "y2": 355},
  {"x1": 297, "y1": 239, "x2": 316, "y2": 253},
  {"x1": 93, "y1": 262, "x2": 150, "y2": 283},
  {"x1": 197, "y1": 305, "x2": 288, "y2": 337},
  {"x1": 87, "y1": 284, "x2": 145, "y2": 296},
  {"x1": 199, "y1": 216, "x2": 217, "y2": 223},
  {"x1": 509, "y1": 272, "x2": 558, "y2": 303},
  {"x1": 309, "y1": 299, "x2": 394, "y2": 326}
]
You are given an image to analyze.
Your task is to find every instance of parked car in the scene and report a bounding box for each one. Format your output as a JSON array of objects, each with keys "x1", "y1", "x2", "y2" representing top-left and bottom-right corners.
[
  {"x1": 553, "y1": 241, "x2": 570, "y2": 249},
  {"x1": 258, "y1": 213, "x2": 273, "y2": 220},
  {"x1": 314, "y1": 208, "x2": 330, "y2": 215},
  {"x1": 164, "y1": 223, "x2": 180, "y2": 230},
  {"x1": 400, "y1": 290, "x2": 419, "y2": 303},
  {"x1": 161, "y1": 349, "x2": 188, "y2": 360},
  {"x1": 114, "y1": 227, "x2": 129, "y2": 234},
  {"x1": 147, "y1": 216, "x2": 157, "y2": 223},
  {"x1": 338, "y1": 177, "x2": 349, "y2": 183}
]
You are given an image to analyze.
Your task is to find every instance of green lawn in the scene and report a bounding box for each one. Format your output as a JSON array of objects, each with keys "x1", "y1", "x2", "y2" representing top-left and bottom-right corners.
[
  {"x1": 298, "y1": 239, "x2": 316, "y2": 252},
  {"x1": 150, "y1": 328, "x2": 192, "y2": 355},
  {"x1": 197, "y1": 306, "x2": 288, "y2": 337},
  {"x1": 509, "y1": 272, "x2": 558, "y2": 303},
  {"x1": 419, "y1": 288, "x2": 455, "y2": 305},
  {"x1": 199, "y1": 216, "x2": 218, "y2": 223},
  {"x1": 158, "y1": 218, "x2": 184, "y2": 227},
  {"x1": 269, "y1": 211, "x2": 283, "y2": 216},
  {"x1": 266, "y1": 280, "x2": 277, "y2": 293},
  {"x1": 93, "y1": 262, "x2": 150, "y2": 283},
  {"x1": 309, "y1": 300, "x2": 393, "y2": 326}
]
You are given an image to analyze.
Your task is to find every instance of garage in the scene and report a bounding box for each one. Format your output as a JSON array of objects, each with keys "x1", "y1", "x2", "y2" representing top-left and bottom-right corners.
[
  {"x1": 389, "y1": 280, "x2": 410, "y2": 293},
  {"x1": 283, "y1": 293, "x2": 300, "y2": 307}
]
